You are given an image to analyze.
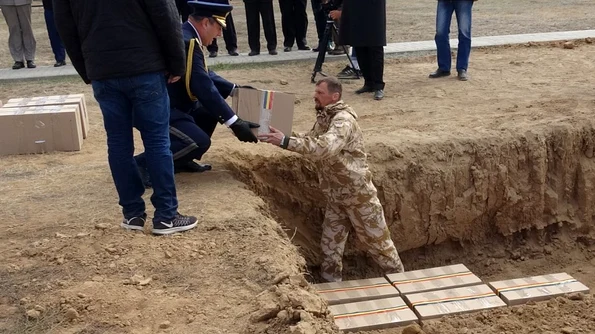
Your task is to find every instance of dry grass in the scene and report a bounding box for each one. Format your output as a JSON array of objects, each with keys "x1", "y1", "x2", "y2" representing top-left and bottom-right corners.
[{"x1": 0, "y1": 0, "x2": 594, "y2": 68}]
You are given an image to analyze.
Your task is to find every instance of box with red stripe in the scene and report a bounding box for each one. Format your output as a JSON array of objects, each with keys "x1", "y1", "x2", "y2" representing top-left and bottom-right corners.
[
  {"x1": 386, "y1": 264, "x2": 482, "y2": 295},
  {"x1": 488, "y1": 273, "x2": 590, "y2": 306},
  {"x1": 403, "y1": 284, "x2": 506, "y2": 321},
  {"x1": 328, "y1": 297, "x2": 418, "y2": 332},
  {"x1": 313, "y1": 277, "x2": 400, "y2": 305}
]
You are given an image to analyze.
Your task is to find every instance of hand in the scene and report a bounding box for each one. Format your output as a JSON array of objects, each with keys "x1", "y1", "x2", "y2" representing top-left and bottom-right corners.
[
  {"x1": 329, "y1": 10, "x2": 341, "y2": 20},
  {"x1": 257, "y1": 126, "x2": 285, "y2": 146},
  {"x1": 168, "y1": 75, "x2": 181, "y2": 84},
  {"x1": 230, "y1": 118, "x2": 260, "y2": 143}
]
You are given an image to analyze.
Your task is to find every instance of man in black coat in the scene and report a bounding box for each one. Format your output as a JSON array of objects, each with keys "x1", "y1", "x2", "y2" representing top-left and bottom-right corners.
[
  {"x1": 41, "y1": 0, "x2": 66, "y2": 67},
  {"x1": 243, "y1": 0, "x2": 278, "y2": 56},
  {"x1": 335, "y1": 0, "x2": 386, "y2": 100},
  {"x1": 54, "y1": 0, "x2": 198, "y2": 235},
  {"x1": 279, "y1": 0, "x2": 309, "y2": 52}
]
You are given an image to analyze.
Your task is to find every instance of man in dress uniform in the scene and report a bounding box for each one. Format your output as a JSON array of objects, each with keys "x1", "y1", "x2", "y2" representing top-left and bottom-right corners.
[
  {"x1": 258, "y1": 77, "x2": 404, "y2": 282},
  {"x1": 278, "y1": 0, "x2": 310, "y2": 52},
  {"x1": 135, "y1": 0, "x2": 260, "y2": 187}
]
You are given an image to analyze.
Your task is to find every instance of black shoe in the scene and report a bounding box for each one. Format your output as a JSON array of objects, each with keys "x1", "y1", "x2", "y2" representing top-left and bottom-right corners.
[
  {"x1": 374, "y1": 90, "x2": 384, "y2": 100},
  {"x1": 12, "y1": 61, "x2": 24, "y2": 70},
  {"x1": 355, "y1": 86, "x2": 374, "y2": 94},
  {"x1": 249, "y1": 50, "x2": 260, "y2": 56},
  {"x1": 429, "y1": 69, "x2": 451, "y2": 78},
  {"x1": 54, "y1": 61, "x2": 67, "y2": 67},
  {"x1": 283, "y1": 46, "x2": 292, "y2": 52},
  {"x1": 26, "y1": 60, "x2": 36, "y2": 68},
  {"x1": 228, "y1": 49, "x2": 239, "y2": 56},
  {"x1": 457, "y1": 69, "x2": 469, "y2": 81},
  {"x1": 153, "y1": 213, "x2": 198, "y2": 235},
  {"x1": 174, "y1": 161, "x2": 212, "y2": 173},
  {"x1": 209, "y1": 50, "x2": 218, "y2": 58},
  {"x1": 298, "y1": 45, "x2": 311, "y2": 51},
  {"x1": 312, "y1": 47, "x2": 319, "y2": 52},
  {"x1": 268, "y1": 49, "x2": 278, "y2": 55},
  {"x1": 121, "y1": 213, "x2": 147, "y2": 231},
  {"x1": 328, "y1": 48, "x2": 346, "y2": 55},
  {"x1": 337, "y1": 66, "x2": 360, "y2": 79}
]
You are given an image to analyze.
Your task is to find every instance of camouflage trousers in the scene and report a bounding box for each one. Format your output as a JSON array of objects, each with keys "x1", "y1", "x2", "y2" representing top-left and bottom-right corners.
[{"x1": 320, "y1": 196, "x2": 405, "y2": 282}]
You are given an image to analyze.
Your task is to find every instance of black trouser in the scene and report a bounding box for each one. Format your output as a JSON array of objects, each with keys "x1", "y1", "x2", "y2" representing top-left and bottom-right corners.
[
  {"x1": 354, "y1": 46, "x2": 385, "y2": 90},
  {"x1": 207, "y1": 13, "x2": 239, "y2": 53},
  {"x1": 244, "y1": 0, "x2": 277, "y2": 52},
  {"x1": 310, "y1": 0, "x2": 326, "y2": 47},
  {"x1": 279, "y1": 0, "x2": 308, "y2": 48},
  {"x1": 175, "y1": 0, "x2": 191, "y2": 22}
]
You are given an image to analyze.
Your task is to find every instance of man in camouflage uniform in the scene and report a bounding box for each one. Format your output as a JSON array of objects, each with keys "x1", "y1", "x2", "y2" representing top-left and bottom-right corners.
[{"x1": 258, "y1": 77, "x2": 404, "y2": 282}]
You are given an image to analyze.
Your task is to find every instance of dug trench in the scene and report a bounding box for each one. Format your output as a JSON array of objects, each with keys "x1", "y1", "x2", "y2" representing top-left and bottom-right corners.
[{"x1": 223, "y1": 117, "x2": 595, "y2": 332}]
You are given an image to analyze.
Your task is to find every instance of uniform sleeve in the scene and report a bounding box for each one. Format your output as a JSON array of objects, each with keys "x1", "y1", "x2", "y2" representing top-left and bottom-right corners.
[
  {"x1": 142, "y1": 0, "x2": 186, "y2": 76},
  {"x1": 209, "y1": 71, "x2": 235, "y2": 99},
  {"x1": 189, "y1": 47, "x2": 236, "y2": 124},
  {"x1": 287, "y1": 116, "x2": 352, "y2": 160},
  {"x1": 53, "y1": 0, "x2": 89, "y2": 83}
]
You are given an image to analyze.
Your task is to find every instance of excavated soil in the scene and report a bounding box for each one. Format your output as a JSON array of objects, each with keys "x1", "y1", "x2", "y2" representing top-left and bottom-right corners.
[{"x1": 1, "y1": 41, "x2": 595, "y2": 334}]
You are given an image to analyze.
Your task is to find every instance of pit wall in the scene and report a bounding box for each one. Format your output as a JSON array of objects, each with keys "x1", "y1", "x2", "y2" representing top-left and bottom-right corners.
[{"x1": 225, "y1": 124, "x2": 595, "y2": 265}]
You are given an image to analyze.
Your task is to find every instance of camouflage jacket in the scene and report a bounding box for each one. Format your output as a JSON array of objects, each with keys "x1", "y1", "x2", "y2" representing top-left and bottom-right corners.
[{"x1": 287, "y1": 101, "x2": 377, "y2": 204}]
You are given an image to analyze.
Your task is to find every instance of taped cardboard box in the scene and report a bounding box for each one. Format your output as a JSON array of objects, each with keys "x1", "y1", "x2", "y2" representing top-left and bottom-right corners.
[
  {"x1": 328, "y1": 297, "x2": 418, "y2": 332},
  {"x1": 404, "y1": 284, "x2": 506, "y2": 321},
  {"x1": 314, "y1": 277, "x2": 400, "y2": 305},
  {"x1": 0, "y1": 105, "x2": 83, "y2": 156},
  {"x1": 488, "y1": 272, "x2": 590, "y2": 306},
  {"x1": 386, "y1": 264, "x2": 482, "y2": 295},
  {"x1": 3, "y1": 94, "x2": 89, "y2": 138},
  {"x1": 232, "y1": 88, "x2": 294, "y2": 136}
]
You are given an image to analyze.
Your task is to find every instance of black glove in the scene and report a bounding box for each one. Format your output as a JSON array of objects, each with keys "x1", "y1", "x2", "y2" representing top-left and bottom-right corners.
[{"x1": 230, "y1": 118, "x2": 260, "y2": 143}]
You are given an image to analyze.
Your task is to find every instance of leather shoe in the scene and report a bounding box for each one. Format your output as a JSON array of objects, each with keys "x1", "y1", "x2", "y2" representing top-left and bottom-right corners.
[
  {"x1": 298, "y1": 45, "x2": 311, "y2": 51},
  {"x1": 209, "y1": 50, "x2": 218, "y2": 58},
  {"x1": 26, "y1": 60, "x2": 36, "y2": 68},
  {"x1": 268, "y1": 49, "x2": 278, "y2": 55},
  {"x1": 228, "y1": 49, "x2": 239, "y2": 56},
  {"x1": 374, "y1": 90, "x2": 384, "y2": 100},
  {"x1": 249, "y1": 50, "x2": 260, "y2": 56},
  {"x1": 12, "y1": 61, "x2": 24, "y2": 69},
  {"x1": 355, "y1": 86, "x2": 374, "y2": 94},
  {"x1": 457, "y1": 69, "x2": 469, "y2": 81},
  {"x1": 54, "y1": 61, "x2": 67, "y2": 67},
  {"x1": 283, "y1": 46, "x2": 292, "y2": 52},
  {"x1": 429, "y1": 69, "x2": 450, "y2": 78}
]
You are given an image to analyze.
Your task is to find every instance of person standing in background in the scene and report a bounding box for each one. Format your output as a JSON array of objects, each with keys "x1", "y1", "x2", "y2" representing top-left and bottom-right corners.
[
  {"x1": 429, "y1": 0, "x2": 477, "y2": 81},
  {"x1": 42, "y1": 0, "x2": 66, "y2": 67},
  {"x1": 279, "y1": 0, "x2": 309, "y2": 52},
  {"x1": 310, "y1": 0, "x2": 325, "y2": 52},
  {"x1": 243, "y1": 0, "x2": 278, "y2": 56},
  {"x1": 0, "y1": 0, "x2": 36, "y2": 69},
  {"x1": 206, "y1": 1, "x2": 239, "y2": 57}
]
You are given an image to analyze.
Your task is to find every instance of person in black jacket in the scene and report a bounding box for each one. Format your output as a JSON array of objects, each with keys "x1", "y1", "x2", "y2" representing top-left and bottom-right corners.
[
  {"x1": 335, "y1": 0, "x2": 386, "y2": 100},
  {"x1": 41, "y1": 0, "x2": 65, "y2": 67},
  {"x1": 54, "y1": 0, "x2": 198, "y2": 235},
  {"x1": 243, "y1": 0, "x2": 278, "y2": 56},
  {"x1": 279, "y1": 0, "x2": 309, "y2": 52}
]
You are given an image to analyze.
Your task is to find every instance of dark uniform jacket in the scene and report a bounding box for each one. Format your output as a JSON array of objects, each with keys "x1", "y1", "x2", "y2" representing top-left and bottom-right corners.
[
  {"x1": 53, "y1": 0, "x2": 185, "y2": 84},
  {"x1": 167, "y1": 21, "x2": 236, "y2": 124},
  {"x1": 338, "y1": 0, "x2": 386, "y2": 47}
]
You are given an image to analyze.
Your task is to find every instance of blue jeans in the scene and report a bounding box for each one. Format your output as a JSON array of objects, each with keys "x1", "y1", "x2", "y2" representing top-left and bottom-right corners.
[
  {"x1": 92, "y1": 72, "x2": 178, "y2": 222},
  {"x1": 43, "y1": 9, "x2": 65, "y2": 62},
  {"x1": 435, "y1": 0, "x2": 473, "y2": 71}
]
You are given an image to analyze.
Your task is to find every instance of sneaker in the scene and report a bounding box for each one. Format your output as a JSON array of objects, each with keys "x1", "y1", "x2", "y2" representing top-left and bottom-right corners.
[
  {"x1": 337, "y1": 66, "x2": 360, "y2": 79},
  {"x1": 457, "y1": 69, "x2": 469, "y2": 81},
  {"x1": 152, "y1": 213, "x2": 198, "y2": 235},
  {"x1": 121, "y1": 213, "x2": 147, "y2": 231}
]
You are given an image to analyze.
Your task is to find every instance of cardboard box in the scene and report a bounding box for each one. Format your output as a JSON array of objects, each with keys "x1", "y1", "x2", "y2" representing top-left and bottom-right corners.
[
  {"x1": 386, "y1": 264, "x2": 482, "y2": 295},
  {"x1": 0, "y1": 105, "x2": 83, "y2": 155},
  {"x1": 314, "y1": 277, "x2": 400, "y2": 305},
  {"x1": 488, "y1": 273, "x2": 590, "y2": 306},
  {"x1": 328, "y1": 297, "x2": 418, "y2": 332},
  {"x1": 232, "y1": 88, "x2": 294, "y2": 136},
  {"x1": 404, "y1": 284, "x2": 506, "y2": 321},
  {"x1": 3, "y1": 94, "x2": 89, "y2": 138}
]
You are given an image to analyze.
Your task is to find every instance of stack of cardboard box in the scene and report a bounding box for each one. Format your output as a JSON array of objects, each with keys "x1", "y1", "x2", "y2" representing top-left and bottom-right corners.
[{"x1": 0, "y1": 94, "x2": 88, "y2": 156}]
